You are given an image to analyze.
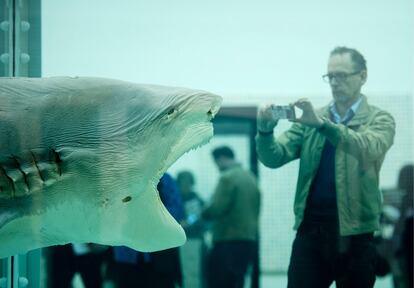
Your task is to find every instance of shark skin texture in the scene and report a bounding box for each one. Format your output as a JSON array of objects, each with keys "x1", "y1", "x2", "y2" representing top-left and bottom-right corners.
[{"x1": 0, "y1": 77, "x2": 222, "y2": 258}]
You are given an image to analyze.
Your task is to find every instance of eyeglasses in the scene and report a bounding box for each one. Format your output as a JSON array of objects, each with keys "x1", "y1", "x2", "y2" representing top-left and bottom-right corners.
[{"x1": 322, "y1": 71, "x2": 361, "y2": 83}]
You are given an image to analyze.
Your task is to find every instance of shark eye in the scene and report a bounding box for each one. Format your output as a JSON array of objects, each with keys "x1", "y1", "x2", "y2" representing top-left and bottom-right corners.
[{"x1": 166, "y1": 107, "x2": 177, "y2": 116}]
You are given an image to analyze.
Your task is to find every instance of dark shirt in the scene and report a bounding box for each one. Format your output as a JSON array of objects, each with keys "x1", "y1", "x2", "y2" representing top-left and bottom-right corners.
[
  {"x1": 304, "y1": 102, "x2": 359, "y2": 224},
  {"x1": 158, "y1": 173, "x2": 185, "y2": 222},
  {"x1": 304, "y1": 139, "x2": 337, "y2": 223}
]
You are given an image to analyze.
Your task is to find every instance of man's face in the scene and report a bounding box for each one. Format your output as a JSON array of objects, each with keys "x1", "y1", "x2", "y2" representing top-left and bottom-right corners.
[
  {"x1": 327, "y1": 53, "x2": 367, "y2": 105},
  {"x1": 214, "y1": 156, "x2": 229, "y2": 172}
]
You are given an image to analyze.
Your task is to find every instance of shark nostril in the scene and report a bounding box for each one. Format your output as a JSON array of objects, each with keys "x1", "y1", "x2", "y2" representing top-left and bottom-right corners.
[{"x1": 207, "y1": 109, "x2": 216, "y2": 120}]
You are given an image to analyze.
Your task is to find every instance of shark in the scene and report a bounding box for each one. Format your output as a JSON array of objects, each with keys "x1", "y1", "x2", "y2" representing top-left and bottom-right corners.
[{"x1": 0, "y1": 77, "x2": 222, "y2": 258}]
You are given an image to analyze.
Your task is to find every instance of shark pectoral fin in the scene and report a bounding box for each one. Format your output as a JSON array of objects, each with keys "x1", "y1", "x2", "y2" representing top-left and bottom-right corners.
[{"x1": 104, "y1": 187, "x2": 186, "y2": 252}]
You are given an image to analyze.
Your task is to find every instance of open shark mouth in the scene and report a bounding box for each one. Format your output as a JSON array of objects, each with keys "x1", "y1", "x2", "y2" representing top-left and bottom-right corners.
[{"x1": 0, "y1": 77, "x2": 222, "y2": 258}]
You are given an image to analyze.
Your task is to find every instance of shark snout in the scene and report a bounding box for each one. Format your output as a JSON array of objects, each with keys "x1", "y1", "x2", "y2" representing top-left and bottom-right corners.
[{"x1": 206, "y1": 95, "x2": 222, "y2": 120}]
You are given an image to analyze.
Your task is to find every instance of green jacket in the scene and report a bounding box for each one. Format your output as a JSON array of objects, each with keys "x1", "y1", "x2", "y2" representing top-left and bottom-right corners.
[
  {"x1": 256, "y1": 95, "x2": 395, "y2": 236},
  {"x1": 202, "y1": 164, "x2": 261, "y2": 242}
]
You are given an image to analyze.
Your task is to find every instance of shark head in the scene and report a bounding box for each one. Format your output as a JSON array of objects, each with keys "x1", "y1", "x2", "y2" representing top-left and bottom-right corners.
[
  {"x1": 120, "y1": 84, "x2": 221, "y2": 185},
  {"x1": 0, "y1": 77, "x2": 222, "y2": 258}
]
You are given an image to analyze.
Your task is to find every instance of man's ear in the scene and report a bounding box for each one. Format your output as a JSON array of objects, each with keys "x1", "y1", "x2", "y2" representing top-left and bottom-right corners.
[{"x1": 360, "y1": 69, "x2": 368, "y2": 85}]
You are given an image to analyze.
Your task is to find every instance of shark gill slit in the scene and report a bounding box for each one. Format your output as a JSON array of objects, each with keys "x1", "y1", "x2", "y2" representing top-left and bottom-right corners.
[
  {"x1": 30, "y1": 151, "x2": 45, "y2": 182},
  {"x1": 1, "y1": 166, "x2": 15, "y2": 197},
  {"x1": 12, "y1": 156, "x2": 30, "y2": 192},
  {"x1": 51, "y1": 148, "x2": 62, "y2": 176}
]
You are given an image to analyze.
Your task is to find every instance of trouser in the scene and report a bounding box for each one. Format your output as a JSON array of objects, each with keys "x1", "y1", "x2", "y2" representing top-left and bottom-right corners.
[
  {"x1": 48, "y1": 244, "x2": 103, "y2": 288},
  {"x1": 207, "y1": 240, "x2": 255, "y2": 288},
  {"x1": 108, "y1": 261, "x2": 176, "y2": 288},
  {"x1": 106, "y1": 248, "x2": 182, "y2": 288},
  {"x1": 287, "y1": 221, "x2": 376, "y2": 288}
]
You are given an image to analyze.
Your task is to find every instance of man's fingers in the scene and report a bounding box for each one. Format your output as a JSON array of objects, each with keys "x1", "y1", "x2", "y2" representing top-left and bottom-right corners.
[
  {"x1": 294, "y1": 99, "x2": 313, "y2": 112},
  {"x1": 293, "y1": 98, "x2": 308, "y2": 105},
  {"x1": 293, "y1": 102, "x2": 306, "y2": 110},
  {"x1": 258, "y1": 103, "x2": 275, "y2": 120}
]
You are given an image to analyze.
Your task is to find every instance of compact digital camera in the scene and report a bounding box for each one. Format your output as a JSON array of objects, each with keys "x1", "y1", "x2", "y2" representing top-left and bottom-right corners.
[{"x1": 271, "y1": 105, "x2": 296, "y2": 120}]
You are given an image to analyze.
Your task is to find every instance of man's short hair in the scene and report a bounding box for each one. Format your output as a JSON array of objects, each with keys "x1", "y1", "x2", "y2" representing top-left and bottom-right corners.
[
  {"x1": 330, "y1": 46, "x2": 367, "y2": 72},
  {"x1": 212, "y1": 146, "x2": 235, "y2": 160}
]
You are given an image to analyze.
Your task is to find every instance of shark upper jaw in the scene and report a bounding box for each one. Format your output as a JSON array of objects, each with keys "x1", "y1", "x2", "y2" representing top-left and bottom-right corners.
[{"x1": 155, "y1": 95, "x2": 222, "y2": 181}]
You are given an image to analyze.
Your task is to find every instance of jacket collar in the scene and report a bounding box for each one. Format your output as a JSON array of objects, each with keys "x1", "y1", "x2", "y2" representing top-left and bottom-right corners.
[{"x1": 321, "y1": 94, "x2": 371, "y2": 126}]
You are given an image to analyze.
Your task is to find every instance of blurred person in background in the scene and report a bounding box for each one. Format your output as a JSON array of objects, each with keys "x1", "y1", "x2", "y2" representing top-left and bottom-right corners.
[
  {"x1": 256, "y1": 46, "x2": 395, "y2": 288},
  {"x1": 177, "y1": 170, "x2": 208, "y2": 288},
  {"x1": 392, "y1": 164, "x2": 413, "y2": 288},
  {"x1": 202, "y1": 146, "x2": 261, "y2": 288},
  {"x1": 177, "y1": 170, "x2": 207, "y2": 239}
]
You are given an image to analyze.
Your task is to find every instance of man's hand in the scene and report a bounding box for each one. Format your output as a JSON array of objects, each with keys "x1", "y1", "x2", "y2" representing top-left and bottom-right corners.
[
  {"x1": 291, "y1": 98, "x2": 324, "y2": 128},
  {"x1": 257, "y1": 104, "x2": 278, "y2": 133}
]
